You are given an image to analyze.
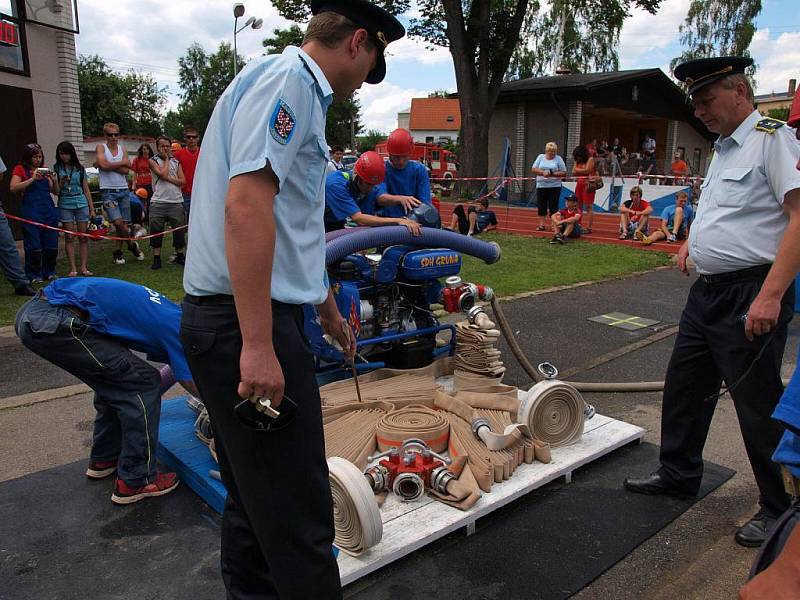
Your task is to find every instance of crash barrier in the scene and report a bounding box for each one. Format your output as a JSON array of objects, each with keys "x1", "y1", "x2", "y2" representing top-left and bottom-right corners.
[
  {"x1": 0, "y1": 209, "x2": 187, "y2": 242},
  {"x1": 325, "y1": 226, "x2": 502, "y2": 267}
]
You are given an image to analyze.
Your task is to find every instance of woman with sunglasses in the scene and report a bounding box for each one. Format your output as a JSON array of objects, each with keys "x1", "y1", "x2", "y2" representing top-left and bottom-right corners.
[
  {"x1": 9, "y1": 143, "x2": 60, "y2": 282},
  {"x1": 53, "y1": 141, "x2": 95, "y2": 277}
]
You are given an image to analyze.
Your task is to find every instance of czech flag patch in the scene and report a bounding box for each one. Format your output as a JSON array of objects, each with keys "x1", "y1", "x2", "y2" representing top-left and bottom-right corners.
[{"x1": 269, "y1": 99, "x2": 297, "y2": 145}]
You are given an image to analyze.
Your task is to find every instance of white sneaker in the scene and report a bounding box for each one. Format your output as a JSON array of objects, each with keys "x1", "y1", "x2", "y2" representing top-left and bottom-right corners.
[
  {"x1": 168, "y1": 253, "x2": 177, "y2": 264},
  {"x1": 113, "y1": 251, "x2": 125, "y2": 265}
]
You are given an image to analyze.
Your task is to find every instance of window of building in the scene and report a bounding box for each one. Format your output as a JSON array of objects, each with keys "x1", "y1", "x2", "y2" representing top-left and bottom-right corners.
[
  {"x1": 426, "y1": 136, "x2": 434, "y2": 143},
  {"x1": 0, "y1": 0, "x2": 26, "y2": 75}
]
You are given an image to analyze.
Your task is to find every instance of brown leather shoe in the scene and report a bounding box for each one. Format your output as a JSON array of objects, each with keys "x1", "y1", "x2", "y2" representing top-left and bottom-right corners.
[{"x1": 623, "y1": 472, "x2": 697, "y2": 498}]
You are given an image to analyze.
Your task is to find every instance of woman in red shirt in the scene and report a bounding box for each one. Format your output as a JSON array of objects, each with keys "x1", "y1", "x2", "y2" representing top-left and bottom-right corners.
[
  {"x1": 572, "y1": 144, "x2": 597, "y2": 234},
  {"x1": 130, "y1": 143, "x2": 154, "y2": 215}
]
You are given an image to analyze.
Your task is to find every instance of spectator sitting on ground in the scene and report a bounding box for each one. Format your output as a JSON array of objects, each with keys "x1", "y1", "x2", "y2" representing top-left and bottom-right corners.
[
  {"x1": 641, "y1": 190, "x2": 693, "y2": 245},
  {"x1": 619, "y1": 185, "x2": 653, "y2": 240},
  {"x1": 550, "y1": 194, "x2": 582, "y2": 245},
  {"x1": 449, "y1": 196, "x2": 498, "y2": 236}
]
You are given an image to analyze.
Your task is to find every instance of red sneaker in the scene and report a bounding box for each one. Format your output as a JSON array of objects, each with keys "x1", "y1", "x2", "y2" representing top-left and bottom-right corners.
[
  {"x1": 111, "y1": 471, "x2": 180, "y2": 505},
  {"x1": 86, "y1": 459, "x2": 118, "y2": 479}
]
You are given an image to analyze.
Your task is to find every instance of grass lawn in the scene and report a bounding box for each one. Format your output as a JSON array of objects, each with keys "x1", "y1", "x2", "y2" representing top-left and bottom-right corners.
[
  {"x1": 0, "y1": 232, "x2": 671, "y2": 326},
  {"x1": 0, "y1": 237, "x2": 186, "y2": 326},
  {"x1": 458, "y1": 232, "x2": 671, "y2": 297}
]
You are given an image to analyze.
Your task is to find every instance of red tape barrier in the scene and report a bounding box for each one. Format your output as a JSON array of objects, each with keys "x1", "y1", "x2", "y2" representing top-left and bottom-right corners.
[
  {"x1": 0, "y1": 210, "x2": 188, "y2": 242},
  {"x1": 430, "y1": 173, "x2": 704, "y2": 183}
]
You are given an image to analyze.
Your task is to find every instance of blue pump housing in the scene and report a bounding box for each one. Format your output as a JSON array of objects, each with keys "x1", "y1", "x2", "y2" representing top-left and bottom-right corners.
[{"x1": 400, "y1": 249, "x2": 462, "y2": 280}]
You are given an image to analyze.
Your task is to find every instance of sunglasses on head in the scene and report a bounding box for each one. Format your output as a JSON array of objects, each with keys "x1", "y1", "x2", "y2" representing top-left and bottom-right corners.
[{"x1": 25, "y1": 143, "x2": 40, "y2": 151}]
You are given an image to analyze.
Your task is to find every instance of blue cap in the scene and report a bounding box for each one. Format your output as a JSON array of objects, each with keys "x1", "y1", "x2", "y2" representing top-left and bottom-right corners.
[{"x1": 311, "y1": 0, "x2": 405, "y2": 84}]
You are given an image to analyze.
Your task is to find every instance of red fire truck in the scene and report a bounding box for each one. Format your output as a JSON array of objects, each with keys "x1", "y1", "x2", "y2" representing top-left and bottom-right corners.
[{"x1": 374, "y1": 141, "x2": 458, "y2": 185}]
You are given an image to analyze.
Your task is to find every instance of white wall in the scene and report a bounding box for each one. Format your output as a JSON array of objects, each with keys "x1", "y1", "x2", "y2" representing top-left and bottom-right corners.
[{"x1": 410, "y1": 129, "x2": 458, "y2": 143}]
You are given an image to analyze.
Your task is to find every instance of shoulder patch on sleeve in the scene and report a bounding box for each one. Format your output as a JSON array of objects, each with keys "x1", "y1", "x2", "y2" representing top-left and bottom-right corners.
[
  {"x1": 755, "y1": 117, "x2": 785, "y2": 134},
  {"x1": 269, "y1": 99, "x2": 297, "y2": 145}
]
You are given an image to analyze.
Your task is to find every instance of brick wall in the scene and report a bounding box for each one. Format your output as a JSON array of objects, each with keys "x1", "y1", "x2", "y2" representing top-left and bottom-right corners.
[
  {"x1": 565, "y1": 100, "x2": 582, "y2": 173},
  {"x1": 55, "y1": 31, "x2": 83, "y2": 147}
]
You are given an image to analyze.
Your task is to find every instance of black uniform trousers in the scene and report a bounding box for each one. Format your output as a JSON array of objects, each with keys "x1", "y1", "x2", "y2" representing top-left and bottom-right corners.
[
  {"x1": 657, "y1": 265, "x2": 794, "y2": 518},
  {"x1": 180, "y1": 296, "x2": 341, "y2": 600}
]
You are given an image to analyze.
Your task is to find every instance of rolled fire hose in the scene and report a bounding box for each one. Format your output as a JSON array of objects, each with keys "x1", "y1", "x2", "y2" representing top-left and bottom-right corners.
[
  {"x1": 325, "y1": 225, "x2": 502, "y2": 267},
  {"x1": 375, "y1": 405, "x2": 450, "y2": 453},
  {"x1": 518, "y1": 380, "x2": 585, "y2": 447},
  {"x1": 327, "y1": 457, "x2": 383, "y2": 556},
  {"x1": 434, "y1": 391, "x2": 522, "y2": 451}
]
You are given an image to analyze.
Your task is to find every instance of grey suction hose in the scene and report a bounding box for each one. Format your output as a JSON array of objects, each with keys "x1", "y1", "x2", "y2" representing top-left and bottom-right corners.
[
  {"x1": 326, "y1": 226, "x2": 502, "y2": 266},
  {"x1": 491, "y1": 296, "x2": 666, "y2": 392},
  {"x1": 489, "y1": 299, "x2": 791, "y2": 393}
]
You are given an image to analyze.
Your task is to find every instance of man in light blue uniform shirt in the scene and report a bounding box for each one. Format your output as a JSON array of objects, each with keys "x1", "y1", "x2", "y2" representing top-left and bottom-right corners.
[
  {"x1": 375, "y1": 127, "x2": 429, "y2": 218},
  {"x1": 625, "y1": 56, "x2": 800, "y2": 549},
  {"x1": 180, "y1": 2, "x2": 405, "y2": 597},
  {"x1": 15, "y1": 278, "x2": 197, "y2": 505}
]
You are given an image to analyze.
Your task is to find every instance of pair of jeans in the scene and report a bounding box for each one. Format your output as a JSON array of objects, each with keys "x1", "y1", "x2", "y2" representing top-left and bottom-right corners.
[
  {"x1": 180, "y1": 297, "x2": 341, "y2": 600},
  {"x1": 0, "y1": 209, "x2": 29, "y2": 290},
  {"x1": 15, "y1": 297, "x2": 162, "y2": 486}
]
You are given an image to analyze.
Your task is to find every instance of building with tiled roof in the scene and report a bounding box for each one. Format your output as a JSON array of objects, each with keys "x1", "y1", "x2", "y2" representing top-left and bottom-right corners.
[{"x1": 399, "y1": 97, "x2": 461, "y2": 144}]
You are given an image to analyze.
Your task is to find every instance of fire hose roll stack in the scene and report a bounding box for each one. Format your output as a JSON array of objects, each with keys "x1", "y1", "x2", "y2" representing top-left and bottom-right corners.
[
  {"x1": 327, "y1": 457, "x2": 383, "y2": 557},
  {"x1": 375, "y1": 405, "x2": 450, "y2": 453},
  {"x1": 518, "y1": 380, "x2": 585, "y2": 447}
]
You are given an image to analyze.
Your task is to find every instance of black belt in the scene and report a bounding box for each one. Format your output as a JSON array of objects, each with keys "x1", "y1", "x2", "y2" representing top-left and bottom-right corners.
[
  {"x1": 184, "y1": 293, "x2": 235, "y2": 305},
  {"x1": 698, "y1": 264, "x2": 771, "y2": 286},
  {"x1": 184, "y1": 294, "x2": 300, "y2": 312},
  {"x1": 101, "y1": 188, "x2": 128, "y2": 192}
]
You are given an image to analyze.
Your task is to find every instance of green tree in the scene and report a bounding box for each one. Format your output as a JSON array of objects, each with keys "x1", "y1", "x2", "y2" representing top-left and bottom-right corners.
[
  {"x1": 271, "y1": 0, "x2": 660, "y2": 179},
  {"x1": 670, "y1": 0, "x2": 761, "y2": 78},
  {"x1": 766, "y1": 107, "x2": 790, "y2": 121},
  {"x1": 356, "y1": 129, "x2": 386, "y2": 152},
  {"x1": 77, "y1": 55, "x2": 167, "y2": 137},
  {"x1": 508, "y1": 0, "x2": 660, "y2": 79},
  {"x1": 174, "y1": 42, "x2": 244, "y2": 136},
  {"x1": 261, "y1": 25, "x2": 363, "y2": 148}
]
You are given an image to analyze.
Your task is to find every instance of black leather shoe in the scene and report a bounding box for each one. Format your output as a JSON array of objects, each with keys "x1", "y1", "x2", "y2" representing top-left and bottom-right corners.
[
  {"x1": 735, "y1": 513, "x2": 776, "y2": 548},
  {"x1": 14, "y1": 284, "x2": 35, "y2": 296},
  {"x1": 623, "y1": 472, "x2": 697, "y2": 498}
]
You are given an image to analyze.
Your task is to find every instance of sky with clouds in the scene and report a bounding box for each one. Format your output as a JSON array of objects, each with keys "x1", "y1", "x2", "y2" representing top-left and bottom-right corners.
[{"x1": 73, "y1": 0, "x2": 800, "y2": 134}]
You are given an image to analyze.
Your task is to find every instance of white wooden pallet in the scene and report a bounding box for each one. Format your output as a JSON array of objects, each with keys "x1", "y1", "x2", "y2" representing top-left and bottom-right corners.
[{"x1": 337, "y1": 413, "x2": 645, "y2": 586}]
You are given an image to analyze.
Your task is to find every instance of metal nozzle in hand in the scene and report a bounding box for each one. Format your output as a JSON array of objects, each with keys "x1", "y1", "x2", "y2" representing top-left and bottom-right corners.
[{"x1": 249, "y1": 394, "x2": 280, "y2": 419}]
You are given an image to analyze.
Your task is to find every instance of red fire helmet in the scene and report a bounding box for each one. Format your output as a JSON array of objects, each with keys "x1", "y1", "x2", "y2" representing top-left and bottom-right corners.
[
  {"x1": 386, "y1": 128, "x2": 414, "y2": 156},
  {"x1": 354, "y1": 151, "x2": 386, "y2": 185}
]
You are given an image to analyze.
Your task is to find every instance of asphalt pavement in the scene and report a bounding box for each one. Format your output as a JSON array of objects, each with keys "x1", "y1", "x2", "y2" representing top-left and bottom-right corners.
[{"x1": 1, "y1": 265, "x2": 798, "y2": 599}]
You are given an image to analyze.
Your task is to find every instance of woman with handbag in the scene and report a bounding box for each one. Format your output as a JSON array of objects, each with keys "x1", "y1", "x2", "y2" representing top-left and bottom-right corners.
[{"x1": 572, "y1": 145, "x2": 602, "y2": 234}]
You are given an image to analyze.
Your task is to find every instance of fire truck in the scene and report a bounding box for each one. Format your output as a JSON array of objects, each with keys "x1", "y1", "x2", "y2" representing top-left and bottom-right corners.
[{"x1": 374, "y1": 141, "x2": 458, "y2": 186}]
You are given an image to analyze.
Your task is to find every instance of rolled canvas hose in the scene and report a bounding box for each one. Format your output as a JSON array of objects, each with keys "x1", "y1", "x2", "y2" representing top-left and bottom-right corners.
[
  {"x1": 518, "y1": 380, "x2": 585, "y2": 447},
  {"x1": 327, "y1": 457, "x2": 383, "y2": 556},
  {"x1": 375, "y1": 405, "x2": 450, "y2": 452}
]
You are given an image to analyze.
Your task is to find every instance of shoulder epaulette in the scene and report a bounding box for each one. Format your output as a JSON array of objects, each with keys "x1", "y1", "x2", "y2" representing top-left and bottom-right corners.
[{"x1": 755, "y1": 117, "x2": 785, "y2": 134}]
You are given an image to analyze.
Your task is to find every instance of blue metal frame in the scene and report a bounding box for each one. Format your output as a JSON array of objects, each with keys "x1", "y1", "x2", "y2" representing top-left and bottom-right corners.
[{"x1": 314, "y1": 323, "x2": 456, "y2": 383}]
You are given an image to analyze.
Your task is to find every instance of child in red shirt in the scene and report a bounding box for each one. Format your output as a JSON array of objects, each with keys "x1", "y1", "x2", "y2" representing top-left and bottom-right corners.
[
  {"x1": 550, "y1": 194, "x2": 582, "y2": 244},
  {"x1": 619, "y1": 185, "x2": 653, "y2": 240}
]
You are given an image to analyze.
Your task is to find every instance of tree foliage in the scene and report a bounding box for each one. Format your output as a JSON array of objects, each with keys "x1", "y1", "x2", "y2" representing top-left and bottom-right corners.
[
  {"x1": 508, "y1": 0, "x2": 661, "y2": 79},
  {"x1": 77, "y1": 55, "x2": 166, "y2": 137},
  {"x1": 172, "y1": 42, "x2": 244, "y2": 136},
  {"x1": 670, "y1": 0, "x2": 761, "y2": 76},
  {"x1": 261, "y1": 24, "x2": 363, "y2": 148},
  {"x1": 356, "y1": 129, "x2": 387, "y2": 152},
  {"x1": 270, "y1": 0, "x2": 661, "y2": 179}
]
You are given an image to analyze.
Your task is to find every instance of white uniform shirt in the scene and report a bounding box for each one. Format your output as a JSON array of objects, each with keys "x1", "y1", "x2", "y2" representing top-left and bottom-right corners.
[
  {"x1": 689, "y1": 110, "x2": 800, "y2": 275},
  {"x1": 184, "y1": 46, "x2": 333, "y2": 304}
]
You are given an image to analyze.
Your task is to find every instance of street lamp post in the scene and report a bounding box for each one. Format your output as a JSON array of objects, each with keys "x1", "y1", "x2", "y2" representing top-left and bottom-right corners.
[{"x1": 232, "y1": 3, "x2": 263, "y2": 76}]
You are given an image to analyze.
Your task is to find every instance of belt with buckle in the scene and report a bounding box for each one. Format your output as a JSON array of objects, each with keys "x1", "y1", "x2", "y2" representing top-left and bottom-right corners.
[{"x1": 698, "y1": 264, "x2": 771, "y2": 286}]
